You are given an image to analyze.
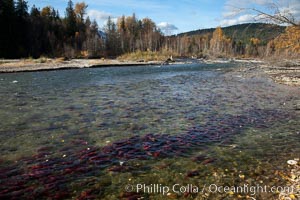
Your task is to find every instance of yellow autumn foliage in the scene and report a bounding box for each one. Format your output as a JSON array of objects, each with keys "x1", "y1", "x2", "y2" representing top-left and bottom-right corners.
[
  {"x1": 210, "y1": 27, "x2": 223, "y2": 52},
  {"x1": 210, "y1": 27, "x2": 232, "y2": 56},
  {"x1": 270, "y1": 26, "x2": 300, "y2": 56},
  {"x1": 80, "y1": 51, "x2": 89, "y2": 58},
  {"x1": 250, "y1": 38, "x2": 260, "y2": 46}
]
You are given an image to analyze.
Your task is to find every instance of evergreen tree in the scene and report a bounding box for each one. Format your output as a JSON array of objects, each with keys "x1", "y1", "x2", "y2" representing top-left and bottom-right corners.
[
  {"x1": 15, "y1": 0, "x2": 29, "y2": 57},
  {"x1": 65, "y1": 0, "x2": 77, "y2": 37},
  {"x1": 29, "y1": 5, "x2": 43, "y2": 57},
  {"x1": 0, "y1": 0, "x2": 16, "y2": 58},
  {"x1": 105, "y1": 16, "x2": 121, "y2": 56},
  {"x1": 30, "y1": 5, "x2": 40, "y2": 17},
  {"x1": 15, "y1": 0, "x2": 28, "y2": 18}
]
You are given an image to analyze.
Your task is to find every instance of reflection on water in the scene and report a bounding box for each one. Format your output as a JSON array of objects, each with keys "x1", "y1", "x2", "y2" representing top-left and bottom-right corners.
[{"x1": 0, "y1": 63, "x2": 299, "y2": 199}]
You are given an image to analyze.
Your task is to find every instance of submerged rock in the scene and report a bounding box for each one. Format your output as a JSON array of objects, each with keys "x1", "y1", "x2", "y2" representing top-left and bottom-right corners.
[{"x1": 287, "y1": 160, "x2": 298, "y2": 165}]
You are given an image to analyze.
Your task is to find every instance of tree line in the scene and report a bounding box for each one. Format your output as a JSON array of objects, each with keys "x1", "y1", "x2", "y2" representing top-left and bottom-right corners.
[
  {"x1": 0, "y1": 0, "x2": 99, "y2": 58},
  {"x1": 0, "y1": 0, "x2": 164, "y2": 58},
  {"x1": 0, "y1": 0, "x2": 298, "y2": 59},
  {"x1": 104, "y1": 14, "x2": 164, "y2": 57},
  {"x1": 166, "y1": 25, "x2": 299, "y2": 59}
]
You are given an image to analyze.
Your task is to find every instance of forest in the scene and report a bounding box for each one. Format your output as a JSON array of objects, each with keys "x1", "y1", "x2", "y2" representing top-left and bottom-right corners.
[
  {"x1": 0, "y1": 0, "x2": 299, "y2": 59},
  {"x1": 0, "y1": 0, "x2": 165, "y2": 59}
]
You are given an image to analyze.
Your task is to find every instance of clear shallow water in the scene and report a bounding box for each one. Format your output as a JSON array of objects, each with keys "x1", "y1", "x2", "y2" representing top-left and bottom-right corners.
[{"x1": 0, "y1": 63, "x2": 299, "y2": 199}]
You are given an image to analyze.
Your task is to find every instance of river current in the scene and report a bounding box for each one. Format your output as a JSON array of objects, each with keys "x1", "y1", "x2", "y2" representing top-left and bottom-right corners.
[{"x1": 0, "y1": 63, "x2": 299, "y2": 199}]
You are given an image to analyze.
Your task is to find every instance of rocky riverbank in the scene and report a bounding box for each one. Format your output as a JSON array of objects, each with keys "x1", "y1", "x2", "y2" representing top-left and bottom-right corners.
[
  {"x1": 278, "y1": 160, "x2": 300, "y2": 200},
  {"x1": 226, "y1": 58, "x2": 300, "y2": 87},
  {"x1": 262, "y1": 60, "x2": 300, "y2": 87}
]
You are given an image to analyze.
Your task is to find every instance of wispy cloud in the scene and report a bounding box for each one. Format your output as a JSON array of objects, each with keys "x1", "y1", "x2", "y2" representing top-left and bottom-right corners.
[
  {"x1": 157, "y1": 22, "x2": 178, "y2": 35},
  {"x1": 85, "y1": 0, "x2": 171, "y2": 29},
  {"x1": 220, "y1": 14, "x2": 256, "y2": 26},
  {"x1": 285, "y1": 0, "x2": 300, "y2": 19},
  {"x1": 87, "y1": 10, "x2": 112, "y2": 21},
  {"x1": 221, "y1": 0, "x2": 300, "y2": 26},
  {"x1": 87, "y1": 10, "x2": 119, "y2": 27}
]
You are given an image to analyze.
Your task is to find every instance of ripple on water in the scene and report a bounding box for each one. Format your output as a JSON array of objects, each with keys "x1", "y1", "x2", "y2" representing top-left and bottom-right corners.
[{"x1": 0, "y1": 64, "x2": 299, "y2": 199}]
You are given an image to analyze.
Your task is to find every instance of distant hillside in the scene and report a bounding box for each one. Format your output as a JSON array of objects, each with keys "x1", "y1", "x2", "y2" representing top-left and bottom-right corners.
[{"x1": 177, "y1": 23, "x2": 286, "y2": 45}]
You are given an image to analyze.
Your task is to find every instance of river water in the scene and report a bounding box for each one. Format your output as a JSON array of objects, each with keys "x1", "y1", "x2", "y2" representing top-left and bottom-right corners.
[{"x1": 0, "y1": 63, "x2": 299, "y2": 199}]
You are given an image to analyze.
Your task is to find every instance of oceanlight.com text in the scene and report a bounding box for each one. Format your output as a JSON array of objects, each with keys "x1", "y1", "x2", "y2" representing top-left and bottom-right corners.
[{"x1": 125, "y1": 183, "x2": 294, "y2": 197}]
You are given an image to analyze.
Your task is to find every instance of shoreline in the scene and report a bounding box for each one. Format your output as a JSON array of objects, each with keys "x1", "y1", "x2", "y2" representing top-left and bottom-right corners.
[
  {"x1": 0, "y1": 57, "x2": 266, "y2": 73},
  {"x1": 260, "y1": 60, "x2": 300, "y2": 87},
  {"x1": 0, "y1": 59, "x2": 163, "y2": 73},
  {"x1": 0, "y1": 58, "x2": 299, "y2": 87}
]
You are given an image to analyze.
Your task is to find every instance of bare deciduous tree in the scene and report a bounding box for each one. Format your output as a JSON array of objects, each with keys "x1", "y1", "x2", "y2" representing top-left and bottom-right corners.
[
  {"x1": 250, "y1": 2, "x2": 298, "y2": 27},
  {"x1": 225, "y1": 0, "x2": 299, "y2": 27}
]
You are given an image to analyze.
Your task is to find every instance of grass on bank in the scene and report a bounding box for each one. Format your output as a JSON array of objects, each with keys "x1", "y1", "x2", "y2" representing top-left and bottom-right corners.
[{"x1": 118, "y1": 50, "x2": 177, "y2": 62}]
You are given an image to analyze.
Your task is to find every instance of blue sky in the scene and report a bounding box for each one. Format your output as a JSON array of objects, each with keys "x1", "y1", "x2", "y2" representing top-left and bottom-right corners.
[{"x1": 28, "y1": 0, "x2": 300, "y2": 34}]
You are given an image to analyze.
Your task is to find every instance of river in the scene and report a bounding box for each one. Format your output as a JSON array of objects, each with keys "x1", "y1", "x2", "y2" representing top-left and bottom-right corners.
[{"x1": 0, "y1": 63, "x2": 299, "y2": 199}]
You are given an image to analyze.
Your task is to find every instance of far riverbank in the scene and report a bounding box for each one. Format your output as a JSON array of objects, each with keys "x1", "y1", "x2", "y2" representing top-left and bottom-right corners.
[
  {"x1": 0, "y1": 58, "x2": 299, "y2": 87},
  {"x1": 0, "y1": 58, "x2": 162, "y2": 73}
]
